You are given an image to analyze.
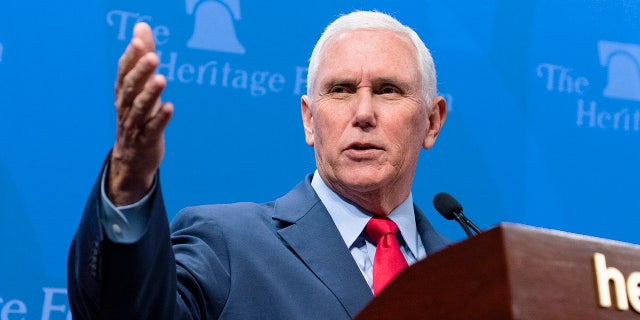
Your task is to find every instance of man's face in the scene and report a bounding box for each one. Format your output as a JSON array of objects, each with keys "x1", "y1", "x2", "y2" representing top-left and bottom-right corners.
[{"x1": 302, "y1": 29, "x2": 446, "y2": 213}]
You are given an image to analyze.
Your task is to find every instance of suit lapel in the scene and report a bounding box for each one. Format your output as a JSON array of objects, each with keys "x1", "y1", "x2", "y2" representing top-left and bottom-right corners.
[
  {"x1": 415, "y1": 205, "x2": 452, "y2": 254},
  {"x1": 273, "y1": 176, "x2": 373, "y2": 318}
]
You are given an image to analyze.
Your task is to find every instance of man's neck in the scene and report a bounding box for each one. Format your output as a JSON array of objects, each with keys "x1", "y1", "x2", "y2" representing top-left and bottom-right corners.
[{"x1": 317, "y1": 173, "x2": 412, "y2": 216}]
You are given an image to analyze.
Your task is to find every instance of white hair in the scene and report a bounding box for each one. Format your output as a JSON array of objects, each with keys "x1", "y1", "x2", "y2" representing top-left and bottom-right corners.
[{"x1": 306, "y1": 11, "x2": 437, "y2": 108}]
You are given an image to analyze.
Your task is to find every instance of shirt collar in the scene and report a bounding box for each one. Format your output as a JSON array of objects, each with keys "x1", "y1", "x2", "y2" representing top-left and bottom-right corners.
[{"x1": 310, "y1": 171, "x2": 420, "y2": 257}]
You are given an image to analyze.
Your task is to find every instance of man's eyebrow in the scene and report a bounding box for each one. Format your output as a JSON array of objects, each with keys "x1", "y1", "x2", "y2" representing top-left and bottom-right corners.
[
  {"x1": 319, "y1": 76, "x2": 415, "y2": 92},
  {"x1": 371, "y1": 77, "x2": 413, "y2": 87},
  {"x1": 321, "y1": 78, "x2": 357, "y2": 90}
]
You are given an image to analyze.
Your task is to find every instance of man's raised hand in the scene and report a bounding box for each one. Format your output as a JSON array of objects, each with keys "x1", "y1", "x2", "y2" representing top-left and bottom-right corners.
[{"x1": 108, "y1": 22, "x2": 174, "y2": 206}]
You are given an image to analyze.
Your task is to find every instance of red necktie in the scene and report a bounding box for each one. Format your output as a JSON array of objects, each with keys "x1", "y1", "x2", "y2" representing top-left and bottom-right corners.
[{"x1": 365, "y1": 217, "x2": 409, "y2": 295}]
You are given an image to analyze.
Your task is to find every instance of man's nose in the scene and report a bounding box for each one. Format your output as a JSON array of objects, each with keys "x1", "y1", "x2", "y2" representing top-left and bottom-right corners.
[{"x1": 352, "y1": 91, "x2": 377, "y2": 129}]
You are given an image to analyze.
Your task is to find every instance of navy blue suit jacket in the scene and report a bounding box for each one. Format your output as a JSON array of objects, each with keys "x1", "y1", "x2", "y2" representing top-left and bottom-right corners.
[{"x1": 68, "y1": 173, "x2": 451, "y2": 319}]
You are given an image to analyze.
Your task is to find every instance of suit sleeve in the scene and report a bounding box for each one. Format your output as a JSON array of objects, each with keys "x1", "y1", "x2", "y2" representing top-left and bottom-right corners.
[{"x1": 67, "y1": 161, "x2": 179, "y2": 319}]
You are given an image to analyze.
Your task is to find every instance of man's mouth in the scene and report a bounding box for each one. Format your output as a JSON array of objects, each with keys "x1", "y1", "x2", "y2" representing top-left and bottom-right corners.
[{"x1": 346, "y1": 142, "x2": 383, "y2": 151}]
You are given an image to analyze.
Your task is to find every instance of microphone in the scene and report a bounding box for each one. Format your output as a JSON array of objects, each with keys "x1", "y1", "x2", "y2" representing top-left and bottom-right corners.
[{"x1": 433, "y1": 192, "x2": 481, "y2": 237}]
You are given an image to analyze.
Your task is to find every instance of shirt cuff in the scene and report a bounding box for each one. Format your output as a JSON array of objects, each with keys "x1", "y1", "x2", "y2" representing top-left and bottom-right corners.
[{"x1": 99, "y1": 167, "x2": 156, "y2": 243}]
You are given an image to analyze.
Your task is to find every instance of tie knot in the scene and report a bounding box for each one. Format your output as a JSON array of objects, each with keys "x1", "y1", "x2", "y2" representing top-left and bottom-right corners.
[{"x1": 365, "y1": 217, "x2": 400, "y2": 245}]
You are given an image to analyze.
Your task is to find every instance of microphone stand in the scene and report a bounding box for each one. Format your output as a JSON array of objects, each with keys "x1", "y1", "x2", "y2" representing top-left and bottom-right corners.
[{"x1": 451, "y1": 211, "x2": 474, "y2": 237}]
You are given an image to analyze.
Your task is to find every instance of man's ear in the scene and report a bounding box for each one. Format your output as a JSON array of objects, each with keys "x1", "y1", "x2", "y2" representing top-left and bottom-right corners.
[
  {"x1": 423, "y1": 96, "x2": 448, "y2": 150},
  {"x1": 301, "y1": 95, "x2": 315, "y2": 147}
]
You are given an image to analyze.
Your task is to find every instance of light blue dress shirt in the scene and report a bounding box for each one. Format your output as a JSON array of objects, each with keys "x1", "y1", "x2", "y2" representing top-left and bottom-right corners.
[
  {"x1": 310, "y1": 171, "x2": 426, "y2": 291},
  {"x1": 100, "y1": 169, "x2": 154, "y2": 243}
]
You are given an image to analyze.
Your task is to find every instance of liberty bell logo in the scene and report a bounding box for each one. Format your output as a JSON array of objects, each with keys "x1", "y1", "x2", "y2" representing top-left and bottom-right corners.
[
  {"x1": 185, "y1": 0, "x2": 245, "y2": 54},
  {"x1": 598, "y1": 40, "x2": 640, "y2": 102}
]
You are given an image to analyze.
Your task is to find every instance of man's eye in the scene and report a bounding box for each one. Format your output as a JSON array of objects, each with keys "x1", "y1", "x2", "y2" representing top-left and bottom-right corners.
[
  {"x1": 380, "y1": 85, "x2": 401, "y2": 95},
  {"x1": 330, "y1": 86, "x2": 350, "y2": 94}
]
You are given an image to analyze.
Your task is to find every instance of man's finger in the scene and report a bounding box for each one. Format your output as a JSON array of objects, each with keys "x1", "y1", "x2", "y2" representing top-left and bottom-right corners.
[
  {"x1": 133, "y1": 22, "x2": 156, "y2": 53},
  {"x1": 116, "y1": 39, "x2": 146, "y2": 93},
  {"x1": 116, "y1": 52, "x2": 160, "y2": 114},
  {"x1": 115, "y1": 23, "x2": 156, "y2": 93},
  {"x1": 146, "y1": 102, "x2": 174, "y2": 138},
  {"x1": 123, "y1": 73, "x2": 167, "y2": 131}
]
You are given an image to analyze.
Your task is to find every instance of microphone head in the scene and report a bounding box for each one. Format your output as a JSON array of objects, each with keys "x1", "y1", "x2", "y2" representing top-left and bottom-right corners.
[{"x1": 433, "y1": 192, "x2": 463, "y2": 220}]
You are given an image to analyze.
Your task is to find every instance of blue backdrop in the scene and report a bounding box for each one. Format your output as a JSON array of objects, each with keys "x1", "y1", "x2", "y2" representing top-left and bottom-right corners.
[{"x1": 1, "y1": 0, "x2": 639, "y2": 318}]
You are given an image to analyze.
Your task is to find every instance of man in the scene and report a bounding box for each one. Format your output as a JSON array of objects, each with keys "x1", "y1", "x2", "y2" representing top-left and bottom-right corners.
[{"x1": 68, "y1": 10, "x2": 451, "y2": 319}]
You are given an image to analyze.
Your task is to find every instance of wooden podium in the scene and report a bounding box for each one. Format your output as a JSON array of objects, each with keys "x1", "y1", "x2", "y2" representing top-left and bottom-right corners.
[{"x1": 355, "y1": 223, "x2": 640, "y2": 320}]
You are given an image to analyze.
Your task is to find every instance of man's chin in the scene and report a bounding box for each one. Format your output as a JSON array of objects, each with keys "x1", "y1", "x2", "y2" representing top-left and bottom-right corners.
[{"x1": 335, "y1": 173, "x2": 389, "y2": 193}]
